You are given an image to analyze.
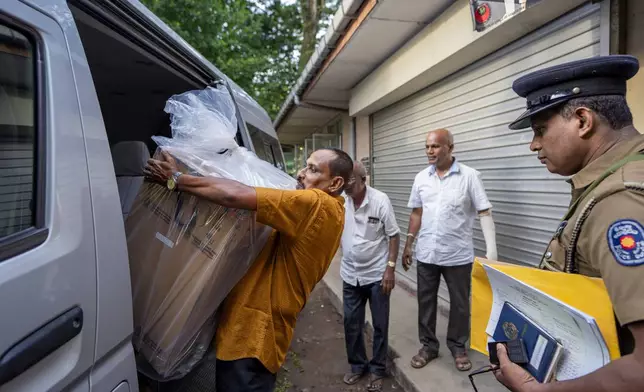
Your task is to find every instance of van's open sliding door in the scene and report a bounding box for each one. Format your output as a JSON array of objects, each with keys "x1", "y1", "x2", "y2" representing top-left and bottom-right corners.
[{"x1": 69, "y1": 0, "x2": 252, "y2": 150}]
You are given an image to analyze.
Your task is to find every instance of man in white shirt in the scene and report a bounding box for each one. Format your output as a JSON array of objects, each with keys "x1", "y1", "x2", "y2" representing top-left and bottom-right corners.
[
  {"x1": 402, "y1": 129, "x2": 497, "y2": 372},
  {"x1": 341, "y1": 162, "x2": 400, "y2": 391}
]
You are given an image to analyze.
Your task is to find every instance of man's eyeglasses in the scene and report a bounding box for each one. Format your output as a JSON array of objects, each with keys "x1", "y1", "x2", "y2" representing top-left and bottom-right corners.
[{"x1": 468, "y1": 365, "x2": 497, "y2": 392}]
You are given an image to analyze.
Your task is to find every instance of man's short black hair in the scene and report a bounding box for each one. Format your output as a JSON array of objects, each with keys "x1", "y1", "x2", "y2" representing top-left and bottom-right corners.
[
  {"x1": 320, "y1": 148, "x2": 354, "y2": 191},
  {"x1": 558, "y1": 95, "x2": 633, "y2": 130}
]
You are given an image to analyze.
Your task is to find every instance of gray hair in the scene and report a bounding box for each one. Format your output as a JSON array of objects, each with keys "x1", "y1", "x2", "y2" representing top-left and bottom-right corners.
[{"x1": 353, "y1": 161, "x2": 367, "y2": 178}]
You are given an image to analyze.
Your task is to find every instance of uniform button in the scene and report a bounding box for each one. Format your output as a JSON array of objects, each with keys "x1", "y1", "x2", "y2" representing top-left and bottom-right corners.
[{"x1": 545, "y1": 251, "x2": 552, "y2": 259}]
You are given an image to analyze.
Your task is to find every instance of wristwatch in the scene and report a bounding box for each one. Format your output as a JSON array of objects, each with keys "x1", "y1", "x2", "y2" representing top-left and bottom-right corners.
[
  {"x1": 167, "y1": 171, "x2": 183, "y2": 191},
  {"x1": 387, "y1": 260, "x2": 396, "y2": 268}
]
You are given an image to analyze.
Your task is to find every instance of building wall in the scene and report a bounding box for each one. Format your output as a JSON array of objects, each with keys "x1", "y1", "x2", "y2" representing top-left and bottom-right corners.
[
  {"x1": 355, "y1": 116, "x2": 370, "y2": 161},
  {"x1": 349, "y1": 0, "x2": 589, "y2": 117},
  {"x1": 354, "y1": 116, "x2": 370, "y2": 182},
  {"x1": 340, "y1": 114, "x2": 353, "y2": 159},
  {"x1": 626, "y1": 0, "x2": 644, "y2": 131},
  {"x1": 371, "y1": 6, "x2": 601, "y2": 272}
]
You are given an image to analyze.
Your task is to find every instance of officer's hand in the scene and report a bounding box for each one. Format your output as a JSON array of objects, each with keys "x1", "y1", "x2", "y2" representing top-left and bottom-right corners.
[
  {"x1": 402, "y1": 246, "x2": 412, "y2": 271},
  {"x1": 493, "y1": 344, "x2": 539, "y2": 392},
  {"x1": 381, "y1": 267, "x2": 395, "y2": 295}
]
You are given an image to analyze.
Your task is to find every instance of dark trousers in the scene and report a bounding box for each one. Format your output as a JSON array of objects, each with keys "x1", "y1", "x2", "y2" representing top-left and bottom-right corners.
[
  {"x1": 343, "y1": 280, "x2": 390, "y2": 376},
  {"x1": 215, "y1": 358, "x2": 276, "y2": 392},
  {"x1": 417, "y1": 262, "x2": 472, "y2": 357}
]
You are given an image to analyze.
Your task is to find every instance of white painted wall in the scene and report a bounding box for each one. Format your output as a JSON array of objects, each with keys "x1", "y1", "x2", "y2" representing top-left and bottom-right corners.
[{"x1": 349, "y1": 0, "x2": 589, "y2": 116}]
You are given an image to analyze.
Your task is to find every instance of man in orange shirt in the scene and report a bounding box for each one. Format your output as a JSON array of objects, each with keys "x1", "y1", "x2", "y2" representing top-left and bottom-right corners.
[{"x1": 145, "y1": 147, "x2": 352, "y2": 391}]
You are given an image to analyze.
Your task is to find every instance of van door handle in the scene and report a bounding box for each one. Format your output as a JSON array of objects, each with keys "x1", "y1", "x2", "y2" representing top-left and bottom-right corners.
[{"x1": 0, "y1": 306, "x2": 83, "y2": 385}]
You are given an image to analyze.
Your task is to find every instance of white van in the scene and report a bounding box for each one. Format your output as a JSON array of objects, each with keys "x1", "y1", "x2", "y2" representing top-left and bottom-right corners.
[{"x1": 0, "y1": 1, "x2": 285, "y2": 391}]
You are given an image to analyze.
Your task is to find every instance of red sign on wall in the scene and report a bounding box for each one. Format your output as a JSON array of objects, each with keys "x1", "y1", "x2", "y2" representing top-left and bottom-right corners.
[{"x1": 470, "y1": 0, "x2": 543, "y2": 32}]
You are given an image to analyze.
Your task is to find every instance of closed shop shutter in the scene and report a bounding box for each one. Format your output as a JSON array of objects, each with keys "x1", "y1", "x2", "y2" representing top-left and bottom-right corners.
[{"x1": 371, "y1": 4, "x2": 602, "y2": 291}]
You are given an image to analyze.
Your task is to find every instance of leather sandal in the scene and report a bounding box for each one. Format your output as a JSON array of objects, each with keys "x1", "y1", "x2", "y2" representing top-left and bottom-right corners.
[
  {"x1": 367, "y1": 374, "x2": 385, "y2": 391},
  {"x1": 343, "y1": 371, "x2": 365, "y2": 385},
  {"x1": 410, "y1": 349, "x2": 438, "y2": 369}
]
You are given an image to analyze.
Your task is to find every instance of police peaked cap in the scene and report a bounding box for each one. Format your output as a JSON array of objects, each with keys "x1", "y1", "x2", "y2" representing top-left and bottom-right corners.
[{"x1": 509, "y1": 55, "x2": 640, "y2": 130}]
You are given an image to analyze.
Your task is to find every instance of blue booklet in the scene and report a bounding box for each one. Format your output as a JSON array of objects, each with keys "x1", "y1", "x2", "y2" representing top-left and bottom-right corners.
[{"x1": 492, "y1": 302, "x2": 564, "y2": 383}]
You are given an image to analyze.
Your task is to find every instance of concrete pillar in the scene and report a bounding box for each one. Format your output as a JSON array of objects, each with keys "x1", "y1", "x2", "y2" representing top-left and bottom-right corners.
[{"x1": 355, "y1": 116, "x2": 371, "y2": 183}]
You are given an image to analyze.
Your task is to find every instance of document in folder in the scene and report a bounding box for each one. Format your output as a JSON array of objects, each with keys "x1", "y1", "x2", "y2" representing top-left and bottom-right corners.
[
  {"x1": 470, "y1": 258, "x2": 620, "y2": 370},
  {"x1": 484, "y1": 265, "x2": 609, "y2": 381}
]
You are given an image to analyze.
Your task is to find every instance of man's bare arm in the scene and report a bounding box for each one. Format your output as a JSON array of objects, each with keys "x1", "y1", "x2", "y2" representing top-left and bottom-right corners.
[
  {"x1": 407, "y1": 207, "x2": 422, "y2": 238},
  {"x1": 402, "y1": 208, "x2": 422, "y2": 269},
  {"x1": 144, "y1": 151, "x2": 257, "y2": 211},
  {"x1": 389, "y1": 233, "x2": 400, "y2": 262},
  {"x1": 176, "y1": 174, "x2": 258, "y2": 211},
  {"x1": 526, "y1": 322, "x2": 644, "y2": 392}
]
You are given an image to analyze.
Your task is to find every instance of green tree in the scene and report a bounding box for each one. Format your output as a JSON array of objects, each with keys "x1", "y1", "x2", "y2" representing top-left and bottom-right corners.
[{"x1": 141, "y1": 0, "x2": 302, "y2": 118}]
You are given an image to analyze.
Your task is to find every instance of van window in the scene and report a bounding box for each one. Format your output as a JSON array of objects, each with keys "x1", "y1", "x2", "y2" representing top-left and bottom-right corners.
[
  {"x1": 246, "y1": 122, "x2": 281, "y2": 168},
  {"x1": 0, "y1": 24, "x2": 38, "y2": 240}
]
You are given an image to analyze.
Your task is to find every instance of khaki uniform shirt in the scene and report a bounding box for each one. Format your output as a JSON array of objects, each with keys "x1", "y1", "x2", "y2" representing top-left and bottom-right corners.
[{"x1": 542, "y1": 132, "x2": 644, "y2": 334}]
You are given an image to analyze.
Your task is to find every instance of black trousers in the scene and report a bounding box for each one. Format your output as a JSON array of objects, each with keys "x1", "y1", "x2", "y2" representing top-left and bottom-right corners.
[
  {"x1": 417, "y1": 262, "x2": 472, "y2": 357},
  {"x1": 343, "y1": 280, "x2": 390, "y2": 376},
  {"x1": 215, "y1": 358, "x2": 276, "y2": 392}
]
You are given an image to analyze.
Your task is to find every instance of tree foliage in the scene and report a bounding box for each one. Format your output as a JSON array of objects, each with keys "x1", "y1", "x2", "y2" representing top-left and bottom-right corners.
[
  {"x1": 141, "y1": 0, "x2": 341, "y2": 119},
  {"x1": 141, "y1": 0, "x2": 302, "y2": 119}
]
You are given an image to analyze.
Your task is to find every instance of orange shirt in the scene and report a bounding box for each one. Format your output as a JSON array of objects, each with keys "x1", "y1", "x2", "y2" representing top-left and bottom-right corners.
[{"x1": 215, "y1": 187, "x2": 345, "y2": 373}]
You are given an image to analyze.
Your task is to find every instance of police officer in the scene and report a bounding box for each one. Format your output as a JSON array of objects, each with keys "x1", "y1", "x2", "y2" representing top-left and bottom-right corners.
[{"x1": 493, "y1": 55, "x2": 644, "y2": 392}]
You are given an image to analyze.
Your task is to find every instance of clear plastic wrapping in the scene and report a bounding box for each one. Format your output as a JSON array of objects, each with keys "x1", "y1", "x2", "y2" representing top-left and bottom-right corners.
[{"x1": 125, "y1": 86, "x2": 295, "y2": 380}]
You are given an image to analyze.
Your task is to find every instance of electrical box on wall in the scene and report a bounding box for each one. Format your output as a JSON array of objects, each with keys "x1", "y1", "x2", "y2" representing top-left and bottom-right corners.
[{"x1": 470, "y1": 0, "x2": 543, "y2": 32}]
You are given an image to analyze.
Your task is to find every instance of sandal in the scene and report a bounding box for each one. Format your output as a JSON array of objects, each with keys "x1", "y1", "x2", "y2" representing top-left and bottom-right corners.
[
  {"x1": 343, "y1": 371, "x2": 365, "y2": 385},
  {"x1": 454, "y1": 354, "x2": 472, "y2": 371},
  {"x1": 410, "y1": 349, "x2": 438, "y2": 369},
  {"x1": 367, "y1": 374, "x2": 385, "y2": 391}
]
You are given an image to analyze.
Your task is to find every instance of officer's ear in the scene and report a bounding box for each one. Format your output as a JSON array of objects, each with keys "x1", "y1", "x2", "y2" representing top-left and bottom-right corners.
[{"x1": 573, "y1": 106, "x2": 595, "y2": 139}]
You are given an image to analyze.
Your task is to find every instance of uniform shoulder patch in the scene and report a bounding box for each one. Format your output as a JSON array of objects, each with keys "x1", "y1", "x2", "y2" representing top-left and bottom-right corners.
[{"x1": 606, "y1": 219, "x2": 644, "y2": 266}]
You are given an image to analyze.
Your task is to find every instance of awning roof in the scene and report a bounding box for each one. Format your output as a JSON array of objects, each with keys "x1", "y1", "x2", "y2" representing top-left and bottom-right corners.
[{"x1": 275, "y1": 0, "x2": 456, "y2": 145}]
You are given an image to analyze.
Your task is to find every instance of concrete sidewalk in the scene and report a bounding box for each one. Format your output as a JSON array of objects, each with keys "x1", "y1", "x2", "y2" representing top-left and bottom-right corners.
[{"x1": 321, "y1": 254, "x2": 505, "y2": 392}]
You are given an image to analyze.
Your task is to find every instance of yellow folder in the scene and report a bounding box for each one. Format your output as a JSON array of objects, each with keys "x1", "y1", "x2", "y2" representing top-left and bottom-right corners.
[{"x1": 470, "y1": 258, "x2": 620, "y2": 360}]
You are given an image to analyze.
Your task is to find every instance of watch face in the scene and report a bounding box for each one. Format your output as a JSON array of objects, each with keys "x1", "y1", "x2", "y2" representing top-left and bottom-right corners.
[{"x1": 167, "y1": 177, "x2": 176, "y2": 190}]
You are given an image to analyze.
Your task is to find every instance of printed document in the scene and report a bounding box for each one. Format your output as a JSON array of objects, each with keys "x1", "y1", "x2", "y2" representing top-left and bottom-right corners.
[{"x1": 483, "y1": 264, "x2": 609, "y2": 380}]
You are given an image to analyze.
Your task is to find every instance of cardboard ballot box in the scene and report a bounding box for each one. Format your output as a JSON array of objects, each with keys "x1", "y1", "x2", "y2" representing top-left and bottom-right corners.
[
  {"x1": 125, "y1": 150, "x2": 272, "y2": 380},
  {"x1": 123, "y1": 85, "x2": 296, "y2": 381}
]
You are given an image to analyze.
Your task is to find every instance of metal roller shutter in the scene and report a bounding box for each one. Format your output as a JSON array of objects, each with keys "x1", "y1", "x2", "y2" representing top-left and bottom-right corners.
[{"x1": 371, "y1": 4, "x2": 602, "y2": 290}]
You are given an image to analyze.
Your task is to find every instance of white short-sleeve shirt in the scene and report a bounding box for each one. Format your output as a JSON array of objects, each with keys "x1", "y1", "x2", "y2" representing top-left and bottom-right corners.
[
  {"x1": 341, "y1": 186, "x2": 401, "y2": 286},
  {"x1": 407, "y1": 159, "x2": 492, "y2": 267}
]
